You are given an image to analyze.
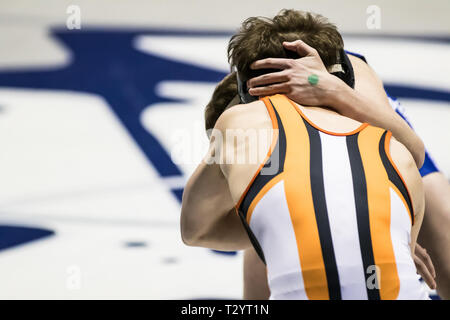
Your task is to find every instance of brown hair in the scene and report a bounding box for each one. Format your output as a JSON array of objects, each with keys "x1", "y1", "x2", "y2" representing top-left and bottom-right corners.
[
  {"x1": 228, "y1": 9, "x2": 344, "y2": 79},
  {"x1": 204, "y1": 72, "x2": 238, "y2": 131}
]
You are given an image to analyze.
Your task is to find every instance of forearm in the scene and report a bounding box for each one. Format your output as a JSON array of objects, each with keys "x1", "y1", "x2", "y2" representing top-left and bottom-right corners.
[
  {"x1": 243, "y1": 248, "x2": 270, "y2": 299},
  {"x1": 181, "y1": 159, "x2": 249, "y2": 250},
  {"x1": 190, "y1": 209, "x2": 250, "y2": 251},
  {"x1": 180, "y1": 161, "x2": 233, "y2": 244},
  {"x1": 329, "y1": 82, "x2": 425, "y2": 167},
  {"x1": 419, "y1": 173, "x2": 450, "y2": 298}
]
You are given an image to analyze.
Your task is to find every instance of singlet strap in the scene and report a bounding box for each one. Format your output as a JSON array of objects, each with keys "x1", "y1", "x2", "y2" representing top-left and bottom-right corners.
[{"x1": 379, "y1": 131, "x2": 415, "y2": 225}]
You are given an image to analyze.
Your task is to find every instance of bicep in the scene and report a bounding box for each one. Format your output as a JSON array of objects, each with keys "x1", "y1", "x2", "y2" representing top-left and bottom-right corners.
[
  {"x1": 181, "y1": 136, "x2": 241, "y2": 242},
  {"x1": 181, "y1": 163, "x2": 250, "y2": 250},
  {"x1": 181, "y1": 114, "x2": 252, "y2": 250}
]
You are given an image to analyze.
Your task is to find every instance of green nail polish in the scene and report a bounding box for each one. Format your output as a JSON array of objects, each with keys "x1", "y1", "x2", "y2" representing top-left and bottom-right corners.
[{"x1": 308, "y1": 74, "x2": 319, "y2": 86}]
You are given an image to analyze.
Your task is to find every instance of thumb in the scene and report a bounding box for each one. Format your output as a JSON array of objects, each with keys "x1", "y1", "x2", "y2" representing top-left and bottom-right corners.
[{"x1": 283, "y1": 40, "x2": 317, "y2": 57}]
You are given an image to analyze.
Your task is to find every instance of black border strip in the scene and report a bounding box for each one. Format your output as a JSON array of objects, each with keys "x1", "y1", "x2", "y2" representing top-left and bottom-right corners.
[
  {"x1": 237, "y1": 100, "x2": 286, "y2": 265},
  {"x1": 237, "y1": 208, "x2": 266, "y2": 264},
  {"x1": 379, "y1": 131, "x2": 414, "y2": 224},
  {"x1": 239, "y1": 102, "x2": 286, "y2": 218}
]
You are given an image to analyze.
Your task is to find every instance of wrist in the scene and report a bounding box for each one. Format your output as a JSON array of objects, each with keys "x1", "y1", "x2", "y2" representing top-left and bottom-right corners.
[
  {"x1": 328, "y1": 78, "x2": 361, "y2": 116},
  {"x1": 322, "y1": 75, "x2": 346, "y2": 107}
]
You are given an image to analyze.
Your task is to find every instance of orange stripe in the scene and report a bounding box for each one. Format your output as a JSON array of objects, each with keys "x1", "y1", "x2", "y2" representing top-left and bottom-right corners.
[
  {"x1": 384, "y1": 131, "x2": 415, "y2": 225},
  {"x1": 285, "y1": 96, "x2": 369, "y2": 136},
  {"x1": 235, "y1": 97, "x2": 279, "y2": 211},
  {"x1": 358, "y1": 127, "x2": 400, "y2": 300},
  {"x1": 269, "y1": 95, "x2": 329, "y2": 300}
]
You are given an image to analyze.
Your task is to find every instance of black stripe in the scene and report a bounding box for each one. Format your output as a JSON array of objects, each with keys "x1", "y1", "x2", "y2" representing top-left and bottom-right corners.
[
  {"x1": 237, "y1": 100, "x2": 286, "y2": 265},
  {"x1": 237, "y1": 209, "x2": 266, "y2": 264},
  {"x1": 303, "y1": 119, "x2": 342, "y2": 300},
  {"x1": 379, "y1": 131, "x2": 414, "y2": 224},
  {"x1": 239, "y1": 102, "x2": 286, "y2": 217},
  {"x1": 346, "y1": 134, "x2": 381, "y2": 300}
]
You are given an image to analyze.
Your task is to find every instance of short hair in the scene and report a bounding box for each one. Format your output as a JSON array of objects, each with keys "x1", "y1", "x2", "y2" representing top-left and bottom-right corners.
[
  {"x1": 204, "y1": 72, "x2": 238, "y2": 131},
  {"x1": 228, "y1": 9, "x2": 344, "y2": 80}
]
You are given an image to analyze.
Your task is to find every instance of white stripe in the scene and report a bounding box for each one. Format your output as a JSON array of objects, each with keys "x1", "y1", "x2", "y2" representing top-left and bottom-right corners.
[
  {"x1": 249, "y1": 180, "x2": 307, "y2": 299},
  {"x1": 389, "y1": 188, "x2": 429, "y2": 300},
  {"x1": 319, "y1": 132, "x2": 368, "y2": 299}
]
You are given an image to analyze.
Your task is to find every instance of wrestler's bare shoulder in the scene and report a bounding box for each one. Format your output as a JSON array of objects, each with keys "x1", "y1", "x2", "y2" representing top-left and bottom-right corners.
[{"x1": 214, "y1": 100, "x2": 270, "y2": 131}]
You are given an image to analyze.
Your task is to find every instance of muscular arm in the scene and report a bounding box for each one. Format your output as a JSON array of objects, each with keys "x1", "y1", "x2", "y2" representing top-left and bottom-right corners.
[
  {"x1": 243, "y1": 248, "x2": 270, "y2": 300},
  {"x1": 332, "y1": 56, "x2": 425, "y2": 168},
  {"x1": 419, "y1": 172, "x2": 450, "y2": 298},
  {"x1": 180, "y1": 130, "x2": 250, "y2": 251}
]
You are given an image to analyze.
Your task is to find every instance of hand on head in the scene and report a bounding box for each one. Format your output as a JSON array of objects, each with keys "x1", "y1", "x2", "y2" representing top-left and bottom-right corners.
[{"x1": 247, "y1": 40, "x2": 343, "y2": 106}]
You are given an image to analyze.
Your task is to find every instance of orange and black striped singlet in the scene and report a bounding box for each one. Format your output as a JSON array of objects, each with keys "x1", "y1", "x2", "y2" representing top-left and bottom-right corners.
[{"x1": 236, "y1": 94, "x2": 427, "y2": 300}]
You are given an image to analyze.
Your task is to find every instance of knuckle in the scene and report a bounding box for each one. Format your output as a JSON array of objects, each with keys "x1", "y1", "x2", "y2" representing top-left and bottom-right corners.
[
  {"x1": 285, "y1": 71, "x2": 292, "y2": 81},
  {"x1": 284, "y1": 82, "x2": 293, "y2": 94}
]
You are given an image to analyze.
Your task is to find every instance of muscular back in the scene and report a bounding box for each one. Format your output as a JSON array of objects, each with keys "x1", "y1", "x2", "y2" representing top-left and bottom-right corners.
[
  {"x1": 216, "y1": 94, "x2": 425, "y2": 299},
  {"x1": 218, "y1": 98, "x2": 423, "y2": 241}
]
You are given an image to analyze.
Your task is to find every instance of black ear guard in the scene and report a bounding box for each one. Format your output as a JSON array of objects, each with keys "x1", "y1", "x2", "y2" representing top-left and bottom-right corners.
[
  {"x1": 329, "y1": 49, "x2": 355, "y2": 89},
  {"x1": 236, "y1": 48, "x2": 355, "y2": 104},
  {"x1": 236, "y1": 69, "x2": 260, "y2": 104},
  {"x1": 236, "y1": 67, "x2": 282, "y2": 104}
]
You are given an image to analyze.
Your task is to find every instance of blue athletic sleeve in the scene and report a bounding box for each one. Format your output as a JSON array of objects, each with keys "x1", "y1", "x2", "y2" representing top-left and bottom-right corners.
[{"x1": 389, "y1": 96, "x2": 440, "y2": 177}]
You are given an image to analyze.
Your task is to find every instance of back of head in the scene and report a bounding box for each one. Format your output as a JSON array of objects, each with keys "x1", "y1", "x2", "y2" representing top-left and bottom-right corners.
[
  {"x1": 228, "y1": 9, "x2": 344, "y2": 81},
  {"x1": 204, "y1": 72, "x2": 238, "y2": 132}
]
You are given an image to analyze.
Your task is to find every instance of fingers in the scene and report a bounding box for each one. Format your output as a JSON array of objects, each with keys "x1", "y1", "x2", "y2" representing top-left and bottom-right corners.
[
  {"x1": 247, "y1": 71, "x2": 289, "y2": 88},
  {"x1": 414, "y1": 254, "x2": 437, "y2": 289},
  {"x1": 248, "y1": 82, "x2": 290, "y2": 97},
  {"x1": 415, "y1": 244, "x2": 436, "y2": 278},
  {"x1": 283, "y1": 40, "x2": 318, "y2": 57},
  {"x1": 250, "y1": 58, "x2": 294, "y2": 70}
]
